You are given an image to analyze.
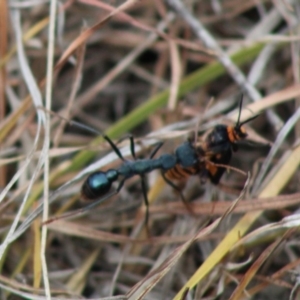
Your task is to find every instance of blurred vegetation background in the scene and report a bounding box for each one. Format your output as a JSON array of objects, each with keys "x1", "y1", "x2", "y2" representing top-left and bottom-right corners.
[{"x1": 0, "y1": 0, "x2": 300, "y2": 299}]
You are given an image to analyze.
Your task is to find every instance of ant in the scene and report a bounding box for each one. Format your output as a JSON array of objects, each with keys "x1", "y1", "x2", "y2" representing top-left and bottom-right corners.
[
  {"x1": 45, "y1": 95, "x2": 258, "y2": 230},
  {"x1": 81, "y1": 96, "x2": 258, "y2": 229},
  {"x1": 81, "y1": 134, "x2": 201, "y2": 229}
]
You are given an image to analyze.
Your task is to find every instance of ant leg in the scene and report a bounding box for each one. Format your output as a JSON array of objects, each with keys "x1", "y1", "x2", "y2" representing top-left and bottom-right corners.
[
  {"x1": 67, "y1": 119, "x2": 126, "y2": 162},
  {"x1": 102, "y1": 134, "x2": 126, "y2": 162},
  {"x1": 161, "y1": 172, "x2": 185, "y2": 202},
  {"x1": 161, "y1": 172, "x2": 195, "y2": 216},
  {"x1": 140, "y1": 175, "x2": 150, "y2": 235},
  {"x1": 129, "y1": 135, "x2": 136, "y2": 160},
  {"x1": 116, "y1": 134, "x2": 136, "y2": 160},
  {"x1": 126, "y1": 136, "x2": 163, "y2": 161},
  {"x1": 149, "y1": 142, "x2": 164, "y2": 159},
  {"x1": 199, "y1": 168, "x2": 208, "y2": 184},
  {"x1": 117, "y1": 135, "x2": 163, "y2": 161}
]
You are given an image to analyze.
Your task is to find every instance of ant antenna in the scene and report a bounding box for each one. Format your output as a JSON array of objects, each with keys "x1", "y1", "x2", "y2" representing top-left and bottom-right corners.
[
  {"x1": 239, "y1": 114, "x2": 259, "y2": 126},
  {"x1": 68, "y1": 119, "x2": 102, "y2": 136},
  {"x1": 235, "y1": 95, "x2": 259, "y2": 128}
]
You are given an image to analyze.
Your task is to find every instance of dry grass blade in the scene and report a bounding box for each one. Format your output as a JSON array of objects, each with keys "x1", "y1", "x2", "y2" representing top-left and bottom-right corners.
[
  {"x1": 0, "y1": 0, "x2": 8, "y2": 188},
  {"x1": 41, "y1": 0, "x2": 58, "y2": 296},
  {"x1": 126, "y1": 184, "x2": 246, "y2": 299},
  {"x1": 73, "y1": 12, "x2": 175, "y2": 112},
  {"x1": 33, "y1": 212, "x2": 42, "y2": 289},
  {"x1": 253, "y1": 106, "x2": 300, "y2": 192},
  {"x1": 150, "y1": 192, "x2": 300, "y2": 216},
  {"x1": 55, "y1": 0, "x2": 142, "y2": 72},
  {"x1": 174, "y1": 143, "x2": 300, "y2": 299},
  {"x1": 229, "y1": 229, "x2": 295, "y2": 300},
  {"x1": 126, "y1": 218, "x2": 222, "y2": 300},
  {"x1": 53, "y1": 30, "x2": 87, "y2": 147},
  {"x1": 165, "y1": 0, "x2": 282, "y2": 129},
  {"x1": 0, "y1": 6, "x2": 47, "y2": 259},
  {"x1": 248, "y1": 258, "x2": 300, "y2": 296},
  {"x1": 168, "y1": 40, "x2": 181, "y2": 110},
  {"x1": 66, "y1": 248, "x2": 101, "y2": 294},
  {"x1": 47, "y1": 220, "x2": 136, "y2": 244}
]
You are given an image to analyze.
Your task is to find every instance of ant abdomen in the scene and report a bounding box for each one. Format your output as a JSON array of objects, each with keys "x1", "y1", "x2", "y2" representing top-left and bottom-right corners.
[{"x1": 81, "y1": 170, "x2": 118, "y2": 200}]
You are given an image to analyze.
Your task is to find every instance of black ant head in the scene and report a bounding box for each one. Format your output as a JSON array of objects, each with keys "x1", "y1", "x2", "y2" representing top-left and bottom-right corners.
[{"x1": 230, "y1": 95, "x2": 259, "y2": 142}]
